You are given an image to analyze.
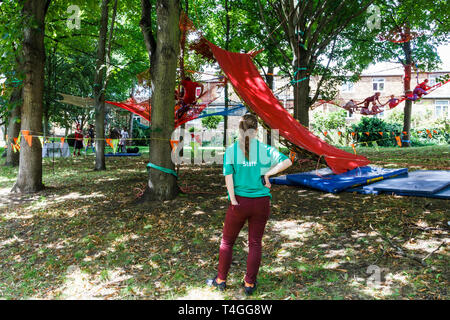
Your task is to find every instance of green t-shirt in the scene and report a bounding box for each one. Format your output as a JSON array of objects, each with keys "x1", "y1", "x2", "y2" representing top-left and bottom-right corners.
[{"x1": 223, "y1": 139, "x2": 289, "y2": 198}]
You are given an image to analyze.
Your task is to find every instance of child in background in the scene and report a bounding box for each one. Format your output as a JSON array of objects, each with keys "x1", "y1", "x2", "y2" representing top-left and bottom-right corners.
[
  {"x1": 73, "y1": 124, "x2": 83, "y2": 156},
  {"x1": 385, "y1": 95, "x2": 400, "y2": 109}
]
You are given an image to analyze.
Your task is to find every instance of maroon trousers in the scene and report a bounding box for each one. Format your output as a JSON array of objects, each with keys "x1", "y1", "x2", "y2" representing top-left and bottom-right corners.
[{"x1": 217, "y1": 195, "x2": 271, "y2": 284}]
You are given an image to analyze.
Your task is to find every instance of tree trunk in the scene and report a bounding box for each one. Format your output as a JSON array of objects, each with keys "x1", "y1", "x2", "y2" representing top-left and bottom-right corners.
[
  {"x1": 293, "y1": 67, "x2": 311, "y2": 127},
  {"x1": 5, "y1": 87, "x2": 22, "y2": 167},
  {"x1": 93, "y1": 0, "x2": 110, "y2": 171},
  {"x1": 11, "y1": 0, "x2": 47, "y2": 193},
  {"x1": 140, "y1": 0, "x2": 180, "y2": 201},
  {"x1": 265, "y1": 66, "x2": 274, "y2": 145},
  {"x1": 402, "y1": 28, "x2": 412, "y2": 148},
  {"x1": 223, "y1": 0, "x2": 230, "y2": 147}
]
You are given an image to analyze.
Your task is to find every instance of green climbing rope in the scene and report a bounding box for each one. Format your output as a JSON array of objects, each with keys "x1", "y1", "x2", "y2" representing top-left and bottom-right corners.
[{"x1": 147, "y1": 162, "x2": 178, "y2": 178}]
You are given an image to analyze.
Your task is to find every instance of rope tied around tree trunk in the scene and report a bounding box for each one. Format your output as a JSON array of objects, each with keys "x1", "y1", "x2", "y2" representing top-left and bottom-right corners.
[{"x1": 147, "y1": 162, "x2": 178, "y2": 178}]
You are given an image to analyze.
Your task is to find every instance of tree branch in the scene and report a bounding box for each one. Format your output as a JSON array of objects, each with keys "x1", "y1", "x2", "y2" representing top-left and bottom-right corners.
[
  {"x1": 256, "y1": 0, "x2": 291, "y2": 65},
  {"x1": 140, "y1": 0, "x2": 157, "y2": 57}
]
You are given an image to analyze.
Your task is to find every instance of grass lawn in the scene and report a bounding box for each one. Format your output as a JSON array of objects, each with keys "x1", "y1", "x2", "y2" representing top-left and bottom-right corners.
[{"x1": 0, "y1": 145, "x2": 448, "y2": 300}]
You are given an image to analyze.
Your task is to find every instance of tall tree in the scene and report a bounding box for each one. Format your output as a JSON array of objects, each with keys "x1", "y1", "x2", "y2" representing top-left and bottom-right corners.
[
  {"x1": 11, "y1": 0, "x2": 51, "y2": 193},
  {"x1": 140, "y1": 0, "x2": 180, "y2": 201},
  {"x1": 93, "y1": 0, "x2": 116, "y2": 171},
  {"x1": 0, "y1": 0, "x2": 24, "y2": 167},
  {"x1": 373, "y1": 0, "x2": 449, "y2": 147},
  {"x1": 4, "y1": 87, "x2": 22, "y2": 167},
  {"x1": 256, "y1": 0, "x2": 374, "y2": 127}
]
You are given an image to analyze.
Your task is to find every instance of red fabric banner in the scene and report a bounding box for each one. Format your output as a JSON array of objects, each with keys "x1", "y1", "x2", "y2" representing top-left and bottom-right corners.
[{"x1": 207, "y1": 42, "x2": 370, "y2": 174}]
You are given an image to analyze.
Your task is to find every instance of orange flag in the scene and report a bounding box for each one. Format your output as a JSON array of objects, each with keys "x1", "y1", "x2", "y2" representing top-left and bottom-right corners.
[
  {"x1": 12, "y1": 138, "x2": 20, "y2": 152},
  {"x1": 378, "y1": 132, "x2": 383, "y2": 136},
  {"x1": 323, "y1": 131, "x2": 328, "y2": 136},
  {"x1": 351, "y1": 132, "x2": 356, "y2": 137},
  {"x1": 106, "y1": 138, "x2": 113, "y2": 148},
  {"x1": 338, "y1": 131, "x2": 342, "y2": 136},
  {"x1": 395, "y1": 136, "x2": 402, "y2": 147},
  {"x1": 22, "y1": 130, "x2": 32, "y2": 147},
  {"x1": 351, "y1": 143, "x2": 356, "y2": 154},
  {"x1": 365, "y1": 132, "x2": 370, "y2": 136},
  {"x1": 426, "y1": 129, "x2": 432, "y2": 138},
  {"x1": 170, "y1": 140, "x2": 179, "y2": 150},
  {"x1": 433, "y1": 130, "x2": 437, "y2": 134},
  {"x1": 289, "y1": 150, "x2": 296, "y2": 162}
]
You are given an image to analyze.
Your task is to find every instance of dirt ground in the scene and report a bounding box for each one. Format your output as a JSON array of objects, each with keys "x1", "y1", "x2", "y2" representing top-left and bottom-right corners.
[{"x1": 0, "y1": 147, "x2": 448, "y2": 300}]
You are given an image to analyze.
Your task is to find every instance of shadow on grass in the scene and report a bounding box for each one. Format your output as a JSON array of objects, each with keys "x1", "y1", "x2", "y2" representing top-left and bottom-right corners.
[{"x1": 0, "y1": 154, "x2": 448, "y2": 300}]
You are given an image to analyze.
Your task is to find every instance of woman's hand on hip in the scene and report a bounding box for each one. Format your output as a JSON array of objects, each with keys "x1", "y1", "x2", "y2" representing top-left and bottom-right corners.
[{"x1": 264, "y1": 175, "x2": 271, "y2": 189}]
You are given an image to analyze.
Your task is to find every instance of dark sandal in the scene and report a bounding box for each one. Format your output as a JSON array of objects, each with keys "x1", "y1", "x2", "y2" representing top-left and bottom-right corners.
[
  {"x1": 206, "y1": 276, "x2": 226, "y2": 291},
  {"x1": 243, "y1": 280, "x2": 257, "y2": 296}
]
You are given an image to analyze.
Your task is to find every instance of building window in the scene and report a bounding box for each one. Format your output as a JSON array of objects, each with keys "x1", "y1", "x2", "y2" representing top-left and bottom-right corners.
[
  {"x1": 435, "y1": 100, "x2": 449, "y2": 118},
  {"x1": 372, "y1": 78, "x2": 385, "y2": 92},
  {"x1": 341, "y1": 81, "x2": 354, "y2": 93}
]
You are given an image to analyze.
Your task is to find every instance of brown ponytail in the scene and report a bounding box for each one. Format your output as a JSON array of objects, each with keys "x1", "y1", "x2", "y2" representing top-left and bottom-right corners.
[{"x1": 238, "y1": 114, "x2": 258, "y2": 160}]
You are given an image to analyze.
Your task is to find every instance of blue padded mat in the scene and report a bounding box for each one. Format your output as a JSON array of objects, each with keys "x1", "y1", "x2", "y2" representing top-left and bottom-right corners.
[
  {"x1": 105, "y1": 153, "x2": 141, "y2": 157},
  {"x1": 347, "y1": 170, "x2": 450, "y2": 199},
  {"x1": 270, "y1": 166, "x2": 408, "y2": 193}
]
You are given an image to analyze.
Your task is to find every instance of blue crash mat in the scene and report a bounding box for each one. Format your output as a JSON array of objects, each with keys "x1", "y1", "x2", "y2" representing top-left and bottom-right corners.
[
  {"x1": 105, "y1": 153, "x2": 142, "y2": 157},
  {"x1": 347, "y1": 170, "x2": 450, "y2": 199},
  {"x1": 270, "y1": 166, "x2": 408, "y2": 193}
]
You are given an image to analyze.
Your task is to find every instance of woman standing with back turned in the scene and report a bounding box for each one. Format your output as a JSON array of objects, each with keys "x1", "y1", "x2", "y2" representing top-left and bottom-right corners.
[{"x1": 207, "y1": 114, "x2": 292, "y2": 296}]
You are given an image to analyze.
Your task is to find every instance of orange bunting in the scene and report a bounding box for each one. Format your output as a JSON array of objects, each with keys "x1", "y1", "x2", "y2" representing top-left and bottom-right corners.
[
  {"x1": 378, "y1": 132, "x2": 383, "y2": 136},
  {"x1": 22, "y1": 130, "x2": 32, "y2": 147},
  {"x1": 106, "y1": 138, "x2": 113, "y2": 148},
  {"x1": 433, "y1": 130, "x2": 437, "y2": 134},
  {"x1": 365, "y1": 132, "x2": 370, "y2": 136},
  {"x1": 351, "y1": 143, "x2": 356, "y2": 154},
  {"x1": 351, "y1": 132, "x2": 356, "y2": 136},
  {"x1": 338, "y1": 131, "x2": 342, "y2": 136},
  {"x1": 289, "y1": 150, "x2": 296, "y2": 162},
  {"x1": 395, "y1": 136, "x2": 402, "y2": 147},
  {"x1": 323, "y1": 131, "x2": 328, "y2": 136},
  {"x1": 170, "y1": 140, "x2": 179, "y2": 150},
  {"x1": 426, "y1": 129, "x2": 432, "y2": 138}
]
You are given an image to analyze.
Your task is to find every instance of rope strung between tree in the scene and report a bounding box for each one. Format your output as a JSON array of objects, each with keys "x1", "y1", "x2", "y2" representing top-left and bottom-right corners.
[{"x1": 147, "y1": 162, "x2": 178, "y2": 178}]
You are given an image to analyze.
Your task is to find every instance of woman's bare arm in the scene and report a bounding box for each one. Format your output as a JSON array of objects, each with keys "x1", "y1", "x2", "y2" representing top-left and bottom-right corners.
[
  {"x1": 225, "y1": 174, "x2": 238, "y2": 205},
  {"x1": 263, "y1": 158, "x2": 292, "y2": 188}
]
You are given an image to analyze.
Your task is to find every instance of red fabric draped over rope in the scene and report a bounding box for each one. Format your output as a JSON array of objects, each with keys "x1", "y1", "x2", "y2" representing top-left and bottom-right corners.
[
  {"x1": 206, "y1": 41, "x2": 370, "y2": 174},
  {"x1": 106, "y1": 80, "x2": 224, "y2": 128}
]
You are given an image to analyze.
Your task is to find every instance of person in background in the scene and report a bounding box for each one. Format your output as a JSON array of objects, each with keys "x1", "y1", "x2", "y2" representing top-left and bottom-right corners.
[
  {"x1": 384, "y1": 95, "x2": 400, "y2": 109},
  {"x1": 119, "y1": 127, "x2": 129, "y2": 153},
  {"x1": 357, "y1": 92, "x2": 382, "y2": 109},
  {"x1": 370, "y1": 101, "x2": 383, "y2": 114},
  {"x1": 343, "y1": 99, "x2": 358, "y2": 115},
  {"x1": 85, "y1": 124, "x2": 96, "y2": 154},
  {"x1": 176, "y1": 77, "x2": 204, "y2": 119},
  {"x1": 413, "y1": 79, "x2": 430, "y2": 99},
  {"x1": 73, "y1": 124, "x2": 83, "y2": 156}
]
